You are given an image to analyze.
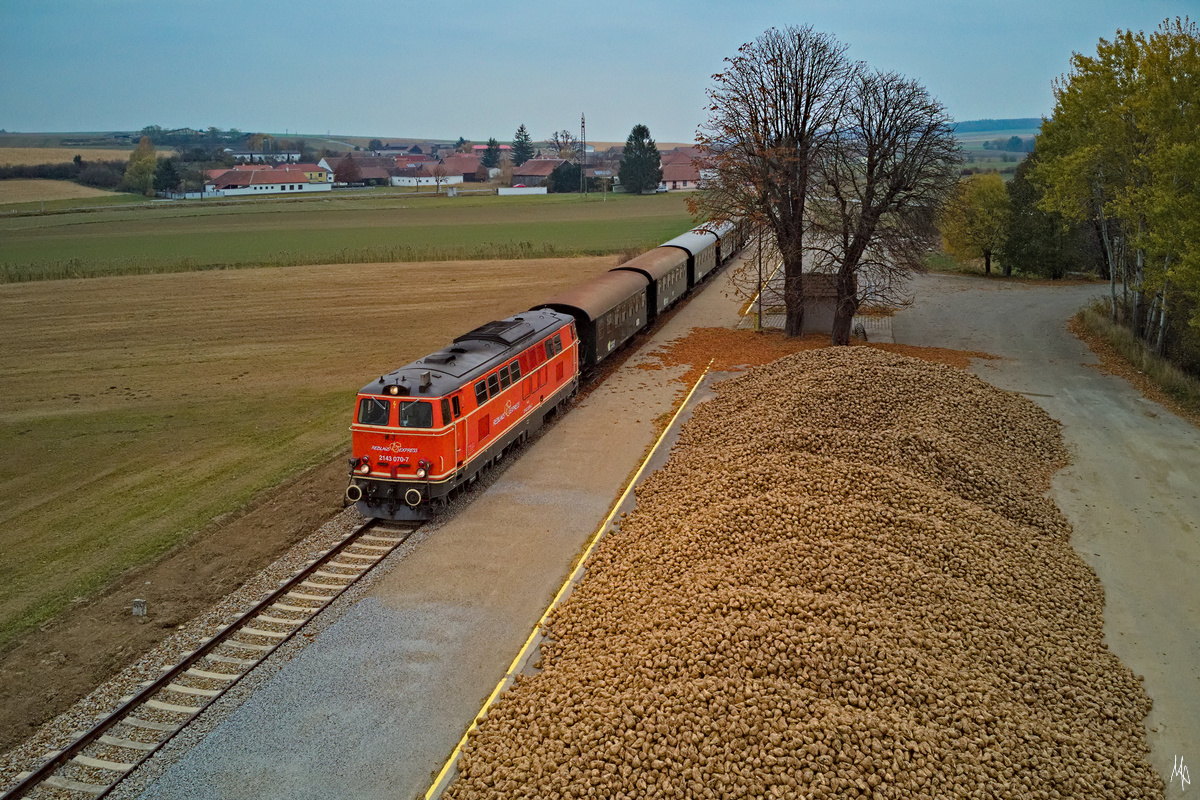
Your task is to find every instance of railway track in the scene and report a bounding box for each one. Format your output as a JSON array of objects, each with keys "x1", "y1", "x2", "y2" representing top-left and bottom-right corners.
[{"x1": 2, "y1": 519, "x2": 419, "y2": 800}]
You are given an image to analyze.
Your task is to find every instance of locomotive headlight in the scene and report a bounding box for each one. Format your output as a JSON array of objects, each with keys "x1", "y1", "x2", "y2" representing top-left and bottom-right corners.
[
  {"x1": 358, "y1": 459, "x2": 371, "y2": 474},
  {"x1": 416, "y1": 468, "x2": 427, "y2": 479},
  {"x1": 387, "y1": 385, "x2": 399, "y2": 396}
]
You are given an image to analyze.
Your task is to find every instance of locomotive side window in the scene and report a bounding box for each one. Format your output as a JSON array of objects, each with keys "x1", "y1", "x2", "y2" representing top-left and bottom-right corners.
[
  {"x1": 553, "y1": 334, "x2": 563, "y2": 354},
  {"x1": 398, "y1": 401, "x2": 433, "y2": 428},
  {"x1": 544, "y1": 340, "x2": 554, "y2": 360},
  {"x1": 440, "y1": 398, "x2": 451, "y2": 425},
  {"x1": 487, "y1": 373, "x2": 500, "y2": 398},
  {"x1": 509, "y1": 360, "x2": 521, "y2": 380},
  {"x1": 451, "y1": 396, "x2": 461, "y2": 418},
  {"x1": 499, "y1": 365, "x2": 511, "y2": 390},
  {"x1": 357, "y1": 397, "x2": 390, "y2": 426},
  {"x1": 474, "y1": 381, "x2": 487, "y2": 405}
]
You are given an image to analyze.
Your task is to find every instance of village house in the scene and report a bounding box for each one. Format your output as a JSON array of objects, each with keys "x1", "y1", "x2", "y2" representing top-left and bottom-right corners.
[
  {"x1": 389, "y1": 164, "x2": 464, "y2": 188},
  {"x1": 660, "y1": 163, "x2": 701, "y2": 191},
  {"x1": 204, "y1": 167, "x2": 332, "y2": 196}
]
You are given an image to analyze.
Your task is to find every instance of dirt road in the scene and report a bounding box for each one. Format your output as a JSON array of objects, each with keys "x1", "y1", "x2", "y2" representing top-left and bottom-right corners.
[{"x1": 894, "y1": 274, "x2": 1200, "y2": 798}]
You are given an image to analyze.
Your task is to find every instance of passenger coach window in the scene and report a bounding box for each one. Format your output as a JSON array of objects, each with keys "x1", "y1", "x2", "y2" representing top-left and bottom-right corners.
[
  {"x1": 358, "y1": 397, "x2": 390, "y2": 426},
  {"x1": 398, "y1": 401, "x2": 433, "y2": 428}
]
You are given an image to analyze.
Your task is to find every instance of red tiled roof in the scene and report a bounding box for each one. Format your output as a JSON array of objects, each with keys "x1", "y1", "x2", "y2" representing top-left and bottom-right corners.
[
  {"x1": 440, "y1": 155, "x2": 483, "y2": 172},
  {"x1": 662, "y1": 163, "x2": 700, "y2": 182},
  {"x1": 210, "y1": 169, "x2": 318, "y2": 189},
  {"x1": 357, "y1": 166, "x2": 391, "y2": 181},
  {"x1": 512, "y1": 158, "x2": 567, "y2": 178}
]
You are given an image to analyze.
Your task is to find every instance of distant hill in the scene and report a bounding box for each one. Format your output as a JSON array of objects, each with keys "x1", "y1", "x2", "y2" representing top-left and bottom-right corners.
[{"x1": 953, "y1": 118, "x2": 1042, "y2": 133}]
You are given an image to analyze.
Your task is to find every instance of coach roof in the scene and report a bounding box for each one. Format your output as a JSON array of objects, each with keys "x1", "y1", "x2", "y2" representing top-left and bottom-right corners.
[
  {"x1": 359, "y1": 308, "x2": 572, "y2": 398},
  {"x1": 536, "y1": 270, "x2": 648, "y2": 321},
  {"x1": 611, "y1": 246, "x2": 688, "y2": 283},
  {"x1": 659, "y1": 229, "x2": 719, "y2": 257}
]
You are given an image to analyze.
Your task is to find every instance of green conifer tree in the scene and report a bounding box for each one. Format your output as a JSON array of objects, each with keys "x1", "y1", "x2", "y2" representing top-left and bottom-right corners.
[
  {"x1": 618, "y1": 124, "x2": 662, "y2": 194},
  {"x1": 511, "y1": 124, "x2": 535, "y2": 167}
]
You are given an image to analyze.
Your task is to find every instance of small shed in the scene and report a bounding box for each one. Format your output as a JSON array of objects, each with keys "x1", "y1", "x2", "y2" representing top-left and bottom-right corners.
[
  {"x1": 512, "y1": 158, "x2": 567, "y2": 187},
  {"x1": 800, "y1": 273, "x2": 843, "y2": 335}
]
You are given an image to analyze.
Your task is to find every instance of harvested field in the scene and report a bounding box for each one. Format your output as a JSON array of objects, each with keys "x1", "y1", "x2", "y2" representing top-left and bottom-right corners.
[
  {"x1": 0, "y1": 256, "x2": 617, "y2": 751},
  {"x1": 0, "y1": 179, "x2": 120, "y2": 204},
  {"x1": 449, "y1": 348, "x2": 1161, "y2": 799},
  {"x1": 0, "y1": 147, "x2": 130, "y2": 166}
]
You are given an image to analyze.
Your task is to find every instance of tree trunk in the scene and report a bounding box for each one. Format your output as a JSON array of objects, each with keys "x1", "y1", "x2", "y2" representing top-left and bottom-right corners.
[
  {"x1": 1132, "y1": 248, "x2": 1146, "y2": 338},
  {"x1": 830, "y1": 269, "x2": 858, "y2": 346},
  {"x1": 1156, "y1": 283, "x2": 1169, "y2": 356},
  {"x1": 983, "y1": 252, "x2": 991, "y2": 276},
  {"x1": 1001, "y1": 254, "x2": 1012, "y2": 277},
  {"x1": 1097, "y1": 209, "x2": 1118, "y2": 322}
]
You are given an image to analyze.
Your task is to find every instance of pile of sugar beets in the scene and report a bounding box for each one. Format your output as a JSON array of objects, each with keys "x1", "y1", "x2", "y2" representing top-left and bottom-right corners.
[{"x1": 448, "y1": 348, "x2": 1162, "y2": 800}]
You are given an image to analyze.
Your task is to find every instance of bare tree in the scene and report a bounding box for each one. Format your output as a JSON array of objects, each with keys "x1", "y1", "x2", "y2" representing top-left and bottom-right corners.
[
  {"x1": 549, "y1": 130, "x2": 580, "y2": 160},
  {"x1": 809, "y1": 70, "x2": 961, "y2": 343},
  {"x1": 431, "y1": 162, "x2": 448, "y2": 193},
  {"x1": 690, "y1": 25, "x2": 856, "y2": 336}
]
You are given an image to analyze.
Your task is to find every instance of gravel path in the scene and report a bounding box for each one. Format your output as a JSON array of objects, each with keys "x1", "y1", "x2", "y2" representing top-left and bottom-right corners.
[{"x1": 893, "y1": 274, "x2": 1200, "y2": 798}]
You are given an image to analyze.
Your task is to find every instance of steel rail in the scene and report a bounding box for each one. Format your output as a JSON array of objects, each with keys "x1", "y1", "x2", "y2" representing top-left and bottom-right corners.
[{"x1": 2, "y1": 518, "x2": 417, "y2": 800}]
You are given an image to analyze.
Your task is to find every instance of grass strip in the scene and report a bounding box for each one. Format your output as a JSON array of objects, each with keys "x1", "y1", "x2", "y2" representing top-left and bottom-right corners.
[
  {"x1": 0, "y1": 241, "x2": 631, "y2": 282},
  {"x1": 1074, "y1": 301, "x2": 1200, "y2": 423}
]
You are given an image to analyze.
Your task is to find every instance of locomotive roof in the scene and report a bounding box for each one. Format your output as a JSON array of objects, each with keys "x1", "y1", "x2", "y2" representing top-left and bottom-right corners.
[
  {"x1": 535, "y1": 270, "x2": 648, "y2": 322},
  {"x1": 659, "y1": 228, "x2": 719, "y2": 257},
  {"x1": 359, "y1": 308, "x2": 572, "y2": 398},
  {"x1": 610, "y1": 246, "x2": 688, "y2": 282}
]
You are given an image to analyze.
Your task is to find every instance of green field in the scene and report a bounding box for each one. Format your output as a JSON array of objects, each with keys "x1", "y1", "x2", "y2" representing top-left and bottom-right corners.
[
  {"x1": 954, "y1": 125, "x2": 1040, "y2": 176},
  {"x1": 0, "y1": 192, "x2": 694, "y2": 281}
]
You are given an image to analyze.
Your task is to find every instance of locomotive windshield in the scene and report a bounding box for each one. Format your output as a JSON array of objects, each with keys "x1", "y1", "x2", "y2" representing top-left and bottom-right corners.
[
  {"x1": 398, "y1": 400, "x2": 433, "y2": 428},
  {"x1": 357, "y1": 397, "x2": 390, "y2": 426}
]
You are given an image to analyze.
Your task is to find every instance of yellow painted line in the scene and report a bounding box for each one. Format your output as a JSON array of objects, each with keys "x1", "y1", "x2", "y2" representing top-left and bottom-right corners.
[
  {"x1": 423, "y1": 359, "x2": 715, "y2": 800},
  {"x1": 744, "y1": 260, "x2": 784, "y2": 317}
]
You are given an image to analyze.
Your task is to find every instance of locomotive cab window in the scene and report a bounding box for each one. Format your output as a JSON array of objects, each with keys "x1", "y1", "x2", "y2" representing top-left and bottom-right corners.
[
  {"x1": 451, "y1": 396, "x2": 461, "y2": 418},
  {"x1": 544, "y1": 340, "x2": 554, "y2": 360},
  {"x1": 440, "y1": 398, "x2": 452, "y2": 425},
  {"x1": 357, "y1": 397, "x2": 390, "y2": 426},
  {"x1": 553, "y1": 334, "x2": 563, "y2": 354},
  {"x1": 398, "y1": 400, "x2": 433, "y2": 428}
]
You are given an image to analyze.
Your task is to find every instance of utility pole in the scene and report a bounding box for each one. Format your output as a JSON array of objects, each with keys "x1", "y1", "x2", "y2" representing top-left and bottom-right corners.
[
  {"x1": 757, "y1": 226, "x2": 763, "y2": 332},
  {"x1": 580, "y1": 113, "x2": 586, "y2": 195}
]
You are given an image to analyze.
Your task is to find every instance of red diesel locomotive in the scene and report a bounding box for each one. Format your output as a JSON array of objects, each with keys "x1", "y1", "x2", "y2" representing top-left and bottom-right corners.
[
  {"x1": 345, "y1": 309, "x2": 579, "y2": 520},
  {"x1": 346, "y1": 218, "x2": 748, "y2": 521}
]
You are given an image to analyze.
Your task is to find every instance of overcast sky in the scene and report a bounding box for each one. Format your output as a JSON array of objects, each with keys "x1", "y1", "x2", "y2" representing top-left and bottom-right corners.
[{"x1": 0, "y1": 0, "x2": 1191, "y2": 144}]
